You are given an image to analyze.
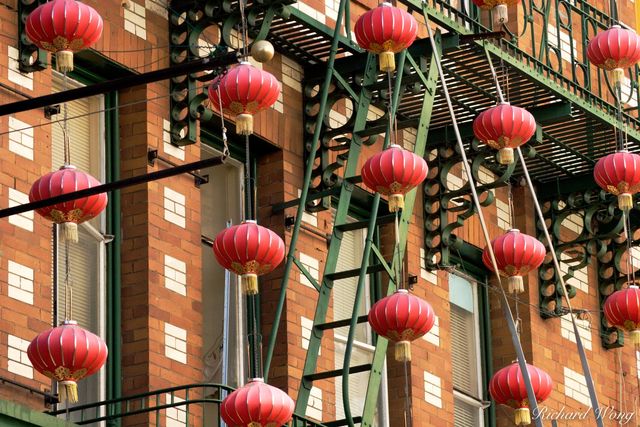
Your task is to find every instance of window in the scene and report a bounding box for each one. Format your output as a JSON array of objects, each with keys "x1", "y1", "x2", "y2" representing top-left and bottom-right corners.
[
  {"x1": 333, "y1": 225, "x2": 389, "y2": 426},
  {"x1": 200, "y1": 146, "x2": 246, "y2": 390},
  {"x1": 52, "y1": 73, "x2": 107, "y2": 410},
  {"x1": 449, "y1": 273, "x2": 489, "y2": 426}
]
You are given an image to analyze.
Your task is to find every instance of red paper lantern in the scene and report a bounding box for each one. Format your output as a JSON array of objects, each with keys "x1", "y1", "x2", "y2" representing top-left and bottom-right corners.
[
  {"x1": 603, "y1": 285, "x2": 640, "y2": 346},
  {"x1": 27, "y1": 320, "x2": 108, "y2": 403},
  {"x1": 587, "y1": 25, "x2": 640, "y2": 83},
  {"x1": 482, "y1": 229, "x2": 546, "y2": 294},
  {"x1": 594, "y1": 150, "x2": 640, "y2": 211},
  {"x1": 220, "y1": 378, "x2": 294, "y2": 427},
  {"x1": 208, "y1": 62, "x2": 280, "y2": 136},
  {"x1": 473, "y1": 102, "x2": 537, "y2": 165},
  {"x1": 29, "y1": 165, "x2": 108, "y2": 243},
  {"x1": 354, "y1": 2, "x2": 418, "y2": 72},
  {"x1": 213, "y1": 220, "x2": 285, "y2": 295},
  {"x1": 25, "y1": 0, "x2": 103, "y2": 73},
  {"x1": 489, "y1": 363, "x2": 553, "y2": 426},
  {"x1": 368, "y1": 289, "x2": 435, "y2": 362},
  {"x1": 361, "y1": 144, "x2": 428, "y2": 212},
  {"x1": 471, "y1": 0, "x2": 519, "y2": 26}
]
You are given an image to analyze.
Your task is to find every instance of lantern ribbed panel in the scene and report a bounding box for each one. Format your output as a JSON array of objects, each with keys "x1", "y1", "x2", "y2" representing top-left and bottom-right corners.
[
  {"x1": 473, "y1": 103, "x2": 536, "y2": 151},
  {"x1": 354, "y1": 3, "x2": 418, "y2": 55},
  {"x1": 603, "y1": 287, "x2": 640, "y2": 331},
  {"x1": 361, "y1": 145, "x2": 428, "y2": 198},
  {"x1": 220, "y1": 378, "x2": 295, "y2": 426},
  {"x1": 25, "y1": 0, "x2": 103, "y2": 53},
  {"x1": 471, "y1": 0, "x2": 519, "y2": 9},
  {"x1": 208, "y1": 63, "x2": 280, "y2": 116},
  {"x1": 368, "y1": 290, "x2": 435, "y2": 342},
  {"x1": 593, "y1": 151, "x2": 640, "y2": 197},
  {"x1": 489, "y1": 363, "x2": 553, "y2": 408},
  {"x1": 29, "y1": 165, "x2": 108, "y2": 224},
  {"x1": 212, "y1": 221, "x2": 285, "y2": 277},
  {"x1": 482, "y1": 229, "x2": 546, "y2": 277},
  {"x1": 27, "y1": 321, "x2": 108, "y2": 382},
  {"x1": 587, "y1": 26, "x2": 640, "y2": 70}
]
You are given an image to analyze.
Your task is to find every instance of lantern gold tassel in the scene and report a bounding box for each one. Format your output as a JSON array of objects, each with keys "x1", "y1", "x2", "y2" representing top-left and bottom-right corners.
[
  {"x1": 243, "y1": 274, "x2": 259, "y2": 295},
  {"x1": 612, "y1": 68, "x2": 625, "y2": 85},
  {"x1": 395, "y1": 341, "x2": 411, "y2": 362},
  {"x1": 514, "y1": 408, "x2": 531, "y2": 426},
  {"x1": 61, "y1": 223, "x2": 79, "y2": 243},
  {"x1": 59, "y1": 380, "x2": 79, "y2": 403},
  {"x1": 378, "y1": 51, "x2": 396, "y2": 73},
  {"x1": 507, "y1": 276, "x2": 524, "y2": 294},
  {"x1": 55, "y1": 50, "x2": 74, "y2": 73},
  {"x1": 389, "y1": 194, "x2": 405, "y2": 213},
  {"x1": 236, "y1": 114, "x2": 254, "y2": 136},
  {"x1": 618, "y1": 193, "x2": 633, "y2": 211},
  {"x1": 497, "y1": 147, "x2": 515, "y2": 165},
  {"x1": 630, "y1": 330, "x2": 640, "y2": 346},
  {"x1": 492, "y1": 4, "x2": 509, "y2": 26}
]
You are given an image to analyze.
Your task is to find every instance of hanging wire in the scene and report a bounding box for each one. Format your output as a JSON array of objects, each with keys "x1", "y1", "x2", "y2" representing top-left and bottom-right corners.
[
  {"x1": 62, "y1": 71, "x2": 71, "y2": 166},
  {"x1": 425, "y1": 21, "x2": 543, "y2": 425},
  {"x1": 215, "y1": 85, "x2": 230, "y2": 160},
  {"x1": 64, "y1": 238, "x2": 73, "y2": 321}
]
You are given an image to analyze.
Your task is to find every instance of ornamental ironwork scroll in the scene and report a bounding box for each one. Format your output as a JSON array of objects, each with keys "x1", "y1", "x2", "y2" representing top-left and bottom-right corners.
[
  {"x1": 17, "y1": 0, "x2": 48, "y2": 72},
  {"x1": 422, "y1": 140, "x2": 517, "y2": 269},
  {"x1": 538, "y1": 188, "x2": 640, "y2": 349},
  {"x1": 168, "y1": 0, "x2": 293, "y2": 146}
]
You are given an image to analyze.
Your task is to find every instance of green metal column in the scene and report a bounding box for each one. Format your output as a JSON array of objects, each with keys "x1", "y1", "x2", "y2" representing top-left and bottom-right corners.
[
  {"x1": 360, "y1": 44, "x2": 441, "y2": 427},
  {"x1": 105, "y1": 91, "x2": 122, "y2": 426}
]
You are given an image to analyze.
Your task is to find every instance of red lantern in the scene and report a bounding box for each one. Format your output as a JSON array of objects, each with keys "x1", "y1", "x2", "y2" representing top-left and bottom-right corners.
[
  {"x1": 27, "y1": 320, "x2": 108, "y2": 403},
  {"x1": 208, "y1": 62, "x2": 280, "y2": 136},
  {"x1": 587, "y1": 25, "x2": 640, "y2": 83},
  {"x1": 25, "y1": 0, "x2": 103, "y2": 73},
  {"x1": 361, "y1": 144, "x2": 428, "y2": 212},
  {"x1": 473, "y1": 102, "x2": 537, "y2": 165},
  {"x1": 29, "y1": 165, "x2": 108, "y2": 243},
  {"x1": 489, "y1": 363, "x2": 553, "y2": 426},
  {"x1": 354, "y1": 2, "x2": 418, "y2": 72},
  {"x1": 594, "y1": 150, "x2": 640, "y2": 212},
  {"x1": 603, "y1": 285, "x2": 640, "y2": 346},
  {"x1": 482, "y1": 229, "x2": 546, "y2": 294},
  {"x1": 213, "y1": 220, "x2": 285, "y2": 295},
  {"x1": 471, "y1": 0, "x2": 519, "y2": 26},
  {"x1": 368, "y1": 289, "x2": 435, "y2": 362},
  {"x1": 220, "y1": 378, "x2": 294, "y2": 426}
]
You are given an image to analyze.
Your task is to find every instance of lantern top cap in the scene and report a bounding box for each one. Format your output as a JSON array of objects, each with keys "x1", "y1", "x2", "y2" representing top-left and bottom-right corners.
[
  {"x1": 239, "y1": 61, "x2": 252, "y2": 66},
  {"x1": 243, "y1": 219, "x2": 257, "y2": 224},
  {"x1": 389, "y1": 144, "x2": 402, "y2": 149},
  {"x1": 381, "y1": 2, "x2": 393, "y2": 6},
  {"x1": 629, "y1": 284, "x2": 640, "y2": 289},
  {"x1": 249, "y1": 377, "x2": 265, "y2": 383},
  {"x1": 61, "y1": 320, "x2": 78, "y2": 326},
  {"x1": 507, "y1": 228, "x2": 520, "y2": 233},
  {"x1": 396, "y1": 289, "x2": 409, "y2": 294},
  {"x1": 59, "y1": 164, "x2": 77, "y2": 170}
]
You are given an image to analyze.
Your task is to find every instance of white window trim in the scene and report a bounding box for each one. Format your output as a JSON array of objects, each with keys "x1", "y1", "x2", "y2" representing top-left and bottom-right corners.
[
  {"x1": 453, "y1": 389, "x2": 486, "y2": 427},
  {"x1": 450, "y1": 272, "x2": 487, "y2": 424},
  {"x1": 200, "y1": 145, "x2": 247, "y2": 387}
]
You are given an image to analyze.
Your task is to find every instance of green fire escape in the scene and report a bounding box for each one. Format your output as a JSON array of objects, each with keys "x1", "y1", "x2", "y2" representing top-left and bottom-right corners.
[{"x1": 16, "y1": 0, "x2": 640, "y2": 425}]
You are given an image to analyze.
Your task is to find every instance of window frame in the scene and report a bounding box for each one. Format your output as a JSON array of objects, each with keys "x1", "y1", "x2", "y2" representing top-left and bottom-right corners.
[{"x1": 449, "y1": 269, "x2": 495, "y2": 427}]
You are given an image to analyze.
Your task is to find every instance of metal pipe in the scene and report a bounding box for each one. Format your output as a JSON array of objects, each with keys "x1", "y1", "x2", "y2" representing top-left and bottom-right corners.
[
  {"x1": 0, "y1": 53, "x2": 238, "y2": 117},
  {"x1": 0, "y1": 156, "x2": 226, "y2": 219},
  {"x1": 517, "y1": 147, "x2": 604, "y2": 426},
  {"x1": 423, "y1": 15, "x2": 544, "y2": 427},
  {"x1": 263, "y1": 0, "x2": 349, "y2": 380}
]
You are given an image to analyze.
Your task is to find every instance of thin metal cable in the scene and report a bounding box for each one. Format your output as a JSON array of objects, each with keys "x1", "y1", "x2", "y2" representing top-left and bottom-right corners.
[
  {"x1": 423, "y1": 15, "x2": 544, "y2": 426},
  {"x1": 215, "y1": 85, "x2": 230, "y2": 159},
  {"x1": 517, "y1": 146, "x2": 604, "y2": 427},
  {"x1": 63, "y1": 71, "x2": 71, "y2": 166},
  {"x1": 487, "y1": 42, "x2": 605, "y2": 423},
  {"x1": 238, "y1": 0, "x2": 250, "y2": 58}
]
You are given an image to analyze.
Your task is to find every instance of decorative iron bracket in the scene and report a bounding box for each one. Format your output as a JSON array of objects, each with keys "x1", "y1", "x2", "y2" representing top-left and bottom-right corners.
[
  {"x1": 17, "y1": 0, "x2": 48, "y2": 73},
  {"x1": 538, "y1": 181, "x2": 640, "y2": 349}
]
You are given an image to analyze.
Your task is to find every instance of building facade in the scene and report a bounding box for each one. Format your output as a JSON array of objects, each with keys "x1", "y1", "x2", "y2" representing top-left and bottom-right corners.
[{"x1": 0, "y1": 0, "x2": 639, "y2": 426}]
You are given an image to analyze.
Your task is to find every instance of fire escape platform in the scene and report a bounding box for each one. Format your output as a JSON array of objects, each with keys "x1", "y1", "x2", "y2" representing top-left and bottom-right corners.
[{"x1": 249, "y1": 2, "x2": 640, "y2": 187}]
